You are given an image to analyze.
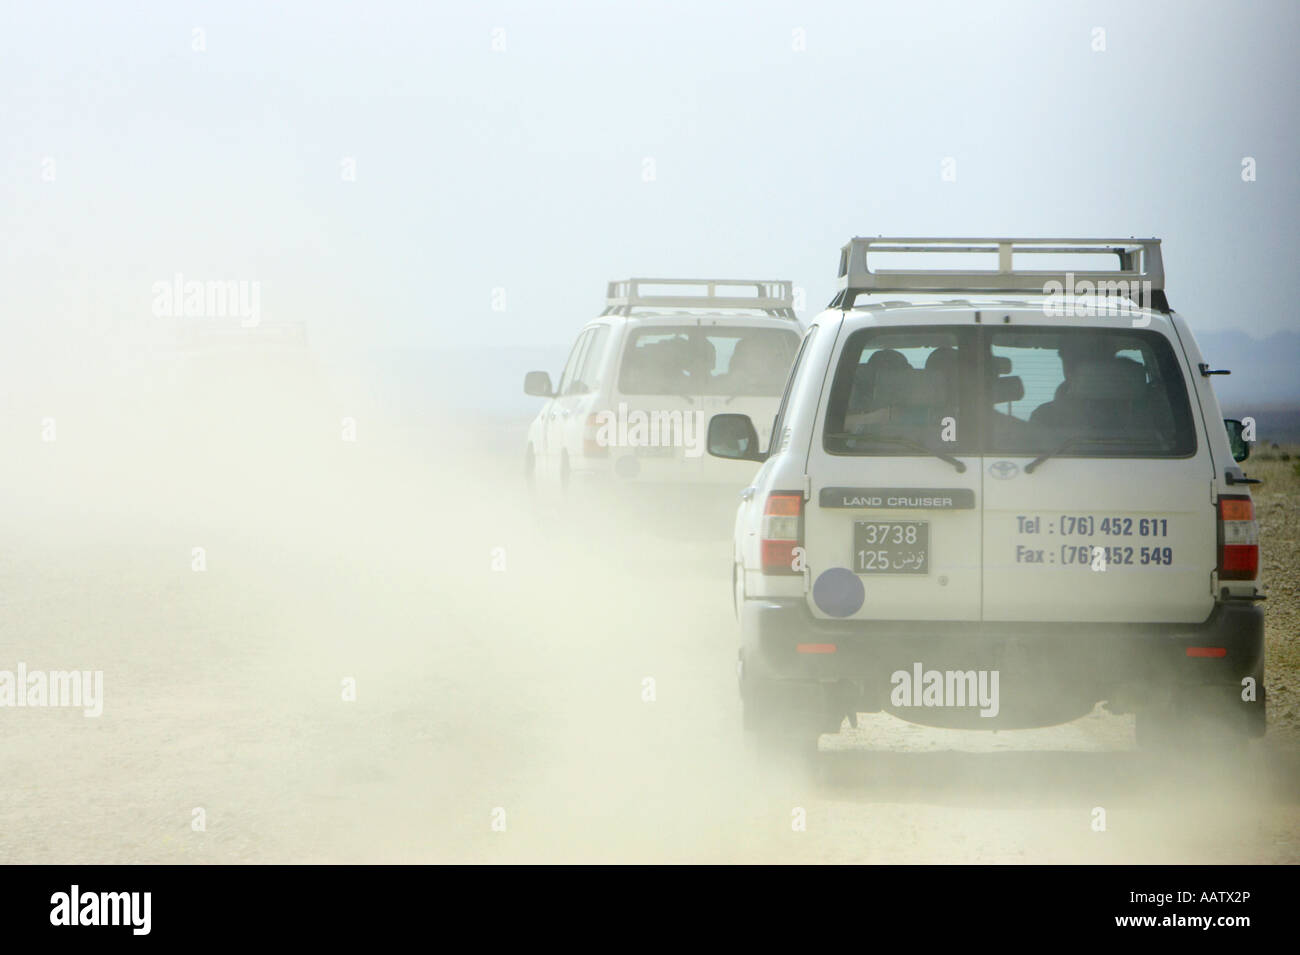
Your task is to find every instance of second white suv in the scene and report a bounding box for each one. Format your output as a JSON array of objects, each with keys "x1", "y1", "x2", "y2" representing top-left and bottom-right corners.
[
  {"x1": 524, "y1": 278, "x2": 803, "y2": 527},
  {"x1": 709, "y1": 238, "x2": 1264, "y2": 753}
]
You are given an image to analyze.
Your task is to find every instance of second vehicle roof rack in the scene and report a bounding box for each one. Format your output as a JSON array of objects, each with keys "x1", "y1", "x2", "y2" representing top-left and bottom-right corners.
[
  {"x1": 602, "y1": 278, "x2": 797, "y2": 318},
  {"x1": 830, "y1": 237, "x2": 1168, "y2": 311}
]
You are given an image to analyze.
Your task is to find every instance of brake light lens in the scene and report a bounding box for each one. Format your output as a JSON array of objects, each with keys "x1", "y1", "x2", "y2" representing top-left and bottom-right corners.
[
  {"x1": 1217, "y1": 495, "x2": 1258, "y2": 580},
  {"x1": 761, "y1": 492, "x2": 803, "y2": 575}
]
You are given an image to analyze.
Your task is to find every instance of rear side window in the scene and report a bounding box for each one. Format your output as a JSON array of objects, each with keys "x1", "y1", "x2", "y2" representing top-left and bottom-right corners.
[
  {"x1": 557, "y1": 328, "x2": 593, "y2": 396},
  {"x1": 617, "y1": 326, "x2": 799, "y2": 396},
  {"x1": 571, "y1": 325, "x2": 611, "y2": 394},
  {"x1": 986, "y1": 327, "x2": 1196, "y2": 457},
  {"x1": 823, "y1": 327, "x2": 977, "y2": 454},
  {"x1": 769, "y1": 326, "x2": 819, "y2": 454}
]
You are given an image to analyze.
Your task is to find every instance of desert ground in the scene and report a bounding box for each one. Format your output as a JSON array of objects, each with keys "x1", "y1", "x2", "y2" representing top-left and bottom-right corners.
[{"x1": 1, "y1": 387, "x2": 1296, "y2": 864}]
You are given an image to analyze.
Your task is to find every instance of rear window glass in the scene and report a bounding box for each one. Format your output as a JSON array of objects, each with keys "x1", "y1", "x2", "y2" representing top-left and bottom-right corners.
[
  {"x1": 822, "y1": 326, "x2": 1196, "y2": 458},
  {"x1": 985, "y1": 327, "x2": 1196, "y2": 456},
  {"x1": 618, "y1": 326, "x2": 799, "y2": 397},
  {"x1": 823, "y1": 327, "x2": 976, "y2": 455}
]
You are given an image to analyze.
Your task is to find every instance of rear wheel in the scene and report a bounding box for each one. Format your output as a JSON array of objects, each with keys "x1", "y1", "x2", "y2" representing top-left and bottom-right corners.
[
  {"x1": 525, "y1": 444, "x2": 562, "y2": 538},
  {"x1": 1136, "y1": 684, "x2": 1260, "y2": 754},
  {"x1": 1134, "y1": 704, "x2": 1181, "y2": 752},
  {"x1": 558, "y1": 452, "x2": 571, "y2": 497},
  {"x1": 524, "y1": 445, "x2": 537, "y2": 493},
  {"x1": 731, "y1": 563, "x2": 743, "y2": 620},
  {"x1": 740, "y1": 664, "x2": 839, "y2": 768}
]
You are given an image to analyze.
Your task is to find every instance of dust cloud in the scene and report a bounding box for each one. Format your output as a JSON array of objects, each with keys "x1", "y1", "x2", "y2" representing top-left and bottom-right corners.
[{"x1": 1, "y1": 340, "x2": 1295, "y2": 864}]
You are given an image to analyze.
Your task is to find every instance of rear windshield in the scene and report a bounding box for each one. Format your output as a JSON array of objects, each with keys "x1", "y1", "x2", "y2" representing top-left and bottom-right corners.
[
  {"x1": 823, "y1": 326, "x2": 1197, "y2": 458},
  {"x1": 618, "y1": 326, "x2": 800, "y2": 397}
]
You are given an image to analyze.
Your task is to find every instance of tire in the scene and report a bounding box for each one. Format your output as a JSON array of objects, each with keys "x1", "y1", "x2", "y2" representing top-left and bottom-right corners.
[
  {"x1": 731, "y1": 563, "x2": 743, "y2": 621},
  {"x1": 740, "y1": 664, "x2": 838, "y2": 762},
  {"x1": 1136, "y1": 684, "x2": 1258, "y2": 754},
  {"x1": 1134, "y1": 704, "x2": 1181, "y2": 752},
  {"x1": 524, "y1": 445, "x2": 537, "y2": 494},
  {"x1": 525, "y1": 445, "x2": 558, "y2": 536}
]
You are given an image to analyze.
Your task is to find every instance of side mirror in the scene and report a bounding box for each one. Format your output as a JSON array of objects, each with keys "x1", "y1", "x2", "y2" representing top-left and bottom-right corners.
[
  {"x1": 1224, "y1": 419, "x2": 1250, "y2": 463},
  {"x1": 707, "y1": 413, "x2": 765, "y2": 462},
  {"x1": 524, "y1": 371, "x2": 554, "y2": 398}
]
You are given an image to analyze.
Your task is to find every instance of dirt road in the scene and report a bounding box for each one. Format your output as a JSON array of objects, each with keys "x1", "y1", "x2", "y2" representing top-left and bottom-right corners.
[{"x1": 1, "y1": 422, "x2": 1296, "y2": 863}]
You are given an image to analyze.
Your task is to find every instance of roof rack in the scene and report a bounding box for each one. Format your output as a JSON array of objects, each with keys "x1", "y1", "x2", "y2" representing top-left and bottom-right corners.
[
  {"x1": 830, "y1": 237, "x2": 1168, "y2": 311},
  {"x1": 603, "y1": 278, "x2": 797, "y2": 318}
]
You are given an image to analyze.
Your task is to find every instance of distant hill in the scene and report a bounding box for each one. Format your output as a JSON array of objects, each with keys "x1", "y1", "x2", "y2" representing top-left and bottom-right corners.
[
  {"x1": 1192, "y1": 329, "x2": 1300, "y2": 442},
  {"x1": 1218, "y1": 403, "x2": 1300, "y2": 445},
  {"x1": 333, "y1": 330, "x2": 1300, "y2": 444},
  {"x1": 1193, "y1": 330, "x2": 1300, "y2": 406},
  {"x1": 321, "y1": 344, "x2": 570, "y2": 439}
]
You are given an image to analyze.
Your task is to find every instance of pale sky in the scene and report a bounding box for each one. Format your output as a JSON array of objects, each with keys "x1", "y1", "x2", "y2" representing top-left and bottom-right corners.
[{"x1": 3, "y1": 0, "x2": 1297, "y2": 371}]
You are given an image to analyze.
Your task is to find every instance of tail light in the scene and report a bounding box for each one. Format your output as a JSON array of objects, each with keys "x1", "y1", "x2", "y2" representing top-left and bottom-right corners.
[
  {"x1": 583, "y1": 413, "x2": 609, "y2": 457},
  {"x1": 1217, "y1": 495, "x2": 1258, "y2": 581},
  {"x1": 761, "y1": 492, "x2": 803, "y2": 575}
]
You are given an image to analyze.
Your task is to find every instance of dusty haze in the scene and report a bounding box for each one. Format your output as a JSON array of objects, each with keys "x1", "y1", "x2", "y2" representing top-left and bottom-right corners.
[{"x1": 1, "y1": 342, "x2": 1296, "y2": 864}]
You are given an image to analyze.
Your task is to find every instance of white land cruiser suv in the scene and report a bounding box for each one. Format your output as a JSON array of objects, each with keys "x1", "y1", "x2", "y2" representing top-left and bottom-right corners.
[
  {"x1": 708, "y1": 238, "x2": 1264, "y2": 753},
  {"x1": 524, "y1": 278, "x2": 803, "y2": 525}
]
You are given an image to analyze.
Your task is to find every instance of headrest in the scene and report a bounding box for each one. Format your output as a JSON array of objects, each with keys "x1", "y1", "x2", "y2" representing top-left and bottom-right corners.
[
  {"x1": 852, "y1": 349, "x2": 911, "y2": 392},
  {"x1": 924, "y1": 347, "x2": 958, "y2": 374},
  {"x1": 991, "y1": 375, "x2": 1024, "y2": 403},
  {"x1": 1069, "y1": 357, "x2": 1147, "y2": 401},
  {"x1": 874, "y1": 366, "x2": 945, "y2": 405}
]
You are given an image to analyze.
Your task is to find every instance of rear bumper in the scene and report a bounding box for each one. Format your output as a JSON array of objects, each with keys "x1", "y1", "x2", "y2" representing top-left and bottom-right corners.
[{"x1": 740, "y1": 598, "x2": 1264, "y2": 726}]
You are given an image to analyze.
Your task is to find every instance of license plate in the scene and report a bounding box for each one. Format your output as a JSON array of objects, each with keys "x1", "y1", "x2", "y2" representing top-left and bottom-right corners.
[{"x1": 852, "y1": 520, "x2": 929, "y2": 574}]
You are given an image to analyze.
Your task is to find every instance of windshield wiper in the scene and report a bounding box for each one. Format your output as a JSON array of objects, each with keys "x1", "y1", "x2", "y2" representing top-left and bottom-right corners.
[
  {"x1": 1024, "y1": 435, "x2": 1133, "y2": 473},
  {"x1": 825, "y1": 432, "x2": 967, "y2": 473}
]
